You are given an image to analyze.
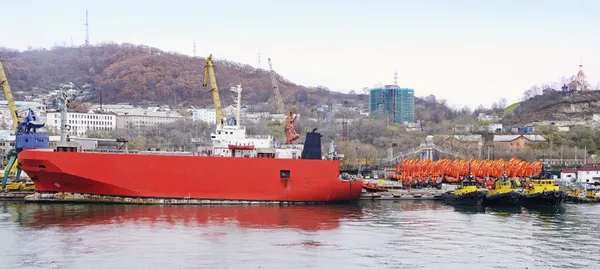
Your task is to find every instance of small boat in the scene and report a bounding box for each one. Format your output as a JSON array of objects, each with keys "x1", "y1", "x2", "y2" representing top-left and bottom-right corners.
[
  {"x1": 442, "y1": 178, "x2": 485, "y2": 207},
  {"x1": 362, "y1": 182, "x2": 388, "y2": 192},
  {"x1": 523, "y1": 179, "x2": 565, "y2": 206},
  {"x1": 485, "y1": 178, "x2": 522, "y2": 207}
]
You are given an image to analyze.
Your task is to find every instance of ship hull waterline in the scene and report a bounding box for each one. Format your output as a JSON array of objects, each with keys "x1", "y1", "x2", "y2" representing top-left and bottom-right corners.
[
  {"x1": 442, "y1": 191, "x2": 486, "y2": 207},
  {"x1": 18, "y1": 150, "x2": 363, "y2": 204},
  {"x1": 485, "y1": 192, "x2": 522, "y2": 207},
  {"x1": 523, "y1": 191, "x2": 565, "y2": 207}
]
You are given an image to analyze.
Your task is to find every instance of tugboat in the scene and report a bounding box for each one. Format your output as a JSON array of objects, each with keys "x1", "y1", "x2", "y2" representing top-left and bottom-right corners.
[
  {"x1": 442, "y1": 175, "x2": 485, "y2": 207},
  {"x1": 523, "y1": 179, "x2": 565, "y2": 206},
  {"x1": 485, "y1": 177, "x2": 522, "y2": 207},
  {"x1": 566, "y1": 188, "x2": 589, "y2": 203},
  {"x1": 585, "y1": 184, "x2": 600, "y2": 202}
]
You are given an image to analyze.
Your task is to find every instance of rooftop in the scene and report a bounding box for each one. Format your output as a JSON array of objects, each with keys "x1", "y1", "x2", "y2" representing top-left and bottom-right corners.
[
  {"x1": 48, "y1": 109, "x2": 117, "y2": 115},
  {"x1": 561, "y1": 168, "x2": 578, "y2": 173},
  {"x1": 0, "y1": 100, "x2": 46, "y2": 107},
  {"x1": 440, "y1": 134, "x2": 482, "y2": 142},
  {"x1": 578, "y1": 163, "x2": 600, "y2": 172},
  {"x1": 493, "y1": 135, "x2": 546, "y2": 142}
]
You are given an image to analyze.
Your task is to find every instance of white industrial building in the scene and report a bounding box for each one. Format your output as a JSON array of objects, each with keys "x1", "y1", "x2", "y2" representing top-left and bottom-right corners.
[
  {"x1": 560, "y1": 164, "x2": 600, "y2": 184},
  {"x1": 115, "y1": 109, "x2": 183, "y2": 129},
  {"x1": 560, "y1": 168, "x2": 577, "y2": 181},
  {"x1": 191, "y1": 108, "x2": 216, "y2": 123},
  {"x1": 577, "y1": 163, "x2": 600, "y2": 183},
  {"x1": 0, "y1": 101, "x2": 47, "y2": 128},
  {"x1": 46, "y1": 110, "x2": 117, "y2": 137}
]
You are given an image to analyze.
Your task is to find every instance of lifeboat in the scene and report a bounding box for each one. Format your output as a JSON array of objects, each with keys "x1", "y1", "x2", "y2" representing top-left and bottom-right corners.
[
  {"x1": 444, "y1": 176, "x2": 460, "y2": 183},
  {"x1": 485, "y1": 178, "x2": 522, "y2": 207},
  {"x1": 362, "y1": 181, "x2": 388, "y2": 192},
  {"x1": 441, "y1": 177, "x2": 485, "y2": 207}
]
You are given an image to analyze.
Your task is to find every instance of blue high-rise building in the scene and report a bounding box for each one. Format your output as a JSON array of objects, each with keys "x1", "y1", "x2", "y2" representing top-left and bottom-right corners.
[{"x1": 369, "y1": 85, "x2": 414, "y2": 123}]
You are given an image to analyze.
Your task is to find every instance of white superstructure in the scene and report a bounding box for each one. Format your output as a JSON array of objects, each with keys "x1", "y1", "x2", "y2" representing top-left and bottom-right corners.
[{"x1": 209, "y1": 85, "x2": 303, "y2": 159}]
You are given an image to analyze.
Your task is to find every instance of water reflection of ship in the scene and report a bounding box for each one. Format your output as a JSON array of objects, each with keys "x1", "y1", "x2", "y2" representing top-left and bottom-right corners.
[
  {"x1": 7, "y1": 203, "x2": 363, "y2": 231},
  {"x1": 523, "y1": 204, "x2": 566, "y2": 216}
]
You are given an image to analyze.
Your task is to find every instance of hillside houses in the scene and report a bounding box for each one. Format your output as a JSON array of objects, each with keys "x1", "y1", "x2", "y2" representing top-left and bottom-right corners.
[
  {"x1": 493, "y1": 135, "x2": 546, "y2": 152},
  {"x1": 437, "y1": 135, "x2": 484, "y2": 159}
]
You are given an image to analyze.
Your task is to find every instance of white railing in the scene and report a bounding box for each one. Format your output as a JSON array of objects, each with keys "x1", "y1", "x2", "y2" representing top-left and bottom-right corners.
[{"x1": 137, "y1": 151, "x2": 195, "y2": 156}]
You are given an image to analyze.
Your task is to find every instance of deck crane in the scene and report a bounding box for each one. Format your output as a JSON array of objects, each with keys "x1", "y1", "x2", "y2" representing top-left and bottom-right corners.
[
  {"x1": 268, "y1": 58, "x2": 299, "y2": 144},
  {"x1": 268, "y1": 58, "x2": 285, "y2": 115},
  {"x1": 0, "y1": 58, "x2": 49, "y2": 191},
  {"x1": 202, "y1": 54, "x2": 224, "y2": 126}
]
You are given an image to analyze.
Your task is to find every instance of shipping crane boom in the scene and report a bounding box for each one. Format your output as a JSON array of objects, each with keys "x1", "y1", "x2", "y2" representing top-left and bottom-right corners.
[
  {"x1": 0, "y1": 59, "x2": 20, "y2": 131},
  {"x1": 203, "y1": 54, "x2": 223, "y2": 125},
  {"x1": 268, "y1": 58, "x2": 285, "y2": 115}
]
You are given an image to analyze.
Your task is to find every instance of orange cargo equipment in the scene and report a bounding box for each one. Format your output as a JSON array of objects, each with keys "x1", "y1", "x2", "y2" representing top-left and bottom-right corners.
[{"x1": 394, "y1": 158, "x2": 542, "y2": 184}]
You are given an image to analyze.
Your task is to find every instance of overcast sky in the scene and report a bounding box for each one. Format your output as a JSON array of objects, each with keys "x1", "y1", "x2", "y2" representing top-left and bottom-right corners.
[{"x1": 4, "y1": 0, "x2": 600, "y2": 109}]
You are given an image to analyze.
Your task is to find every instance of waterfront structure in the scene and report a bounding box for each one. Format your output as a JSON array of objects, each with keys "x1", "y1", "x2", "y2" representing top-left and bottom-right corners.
[{"x1": 369, "y1": 85, "x2": 414, "y2": 123}]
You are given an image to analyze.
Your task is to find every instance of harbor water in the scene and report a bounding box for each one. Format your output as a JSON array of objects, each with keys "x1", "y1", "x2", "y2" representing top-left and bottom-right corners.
[{"x1": 1, "y1": 201, "x2": 600, "y2": 269}]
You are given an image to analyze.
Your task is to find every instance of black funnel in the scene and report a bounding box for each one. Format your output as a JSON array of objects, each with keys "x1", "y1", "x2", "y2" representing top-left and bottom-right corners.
[{"x1": 301, "y1": 128, "x2": 322, "y2": 160}]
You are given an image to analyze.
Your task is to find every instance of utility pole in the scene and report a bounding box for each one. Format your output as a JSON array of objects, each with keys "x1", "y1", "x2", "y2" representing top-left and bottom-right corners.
[{"x1": 193, "y1": 41, "x2": 196, "y2": 58}]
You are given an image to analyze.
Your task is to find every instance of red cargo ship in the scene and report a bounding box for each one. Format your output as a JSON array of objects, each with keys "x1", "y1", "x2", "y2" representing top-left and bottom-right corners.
[
  {"x1": 18, "y1": 130, "x2": 362, "y2": 203},
  {"x1": 18, "y1": 106, "x2": 362, "y2": 204}
]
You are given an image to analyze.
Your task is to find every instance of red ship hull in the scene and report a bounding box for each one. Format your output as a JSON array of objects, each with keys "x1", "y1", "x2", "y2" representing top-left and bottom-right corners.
[{"x1": 18, "y1": 149, "x2": 362, "y2": 203}]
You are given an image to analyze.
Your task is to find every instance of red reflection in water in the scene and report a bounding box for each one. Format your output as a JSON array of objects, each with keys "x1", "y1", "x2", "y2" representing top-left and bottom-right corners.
[{"x1": 17, "y1": 203, "x2": 363, "y2": 231}]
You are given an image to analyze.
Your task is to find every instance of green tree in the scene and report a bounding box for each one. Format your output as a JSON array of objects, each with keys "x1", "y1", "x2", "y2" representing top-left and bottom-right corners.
[{"x1": 267, "y1": 120, "x2": 285, "y2": 142}]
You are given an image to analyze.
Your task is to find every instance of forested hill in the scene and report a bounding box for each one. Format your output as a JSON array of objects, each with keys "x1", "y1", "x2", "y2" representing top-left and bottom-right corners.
[{"x1": 0, "y1": 43, "x2": 361, "y2": 108}]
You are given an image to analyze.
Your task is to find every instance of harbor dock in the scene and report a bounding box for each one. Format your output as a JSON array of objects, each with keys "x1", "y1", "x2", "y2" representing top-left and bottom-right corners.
[
  {"x1": 360, "y1": 189, "x2": 445, "y2": 200},
  {"x1": 0, "y1": 191, "x2": 34, "y2": 201}
]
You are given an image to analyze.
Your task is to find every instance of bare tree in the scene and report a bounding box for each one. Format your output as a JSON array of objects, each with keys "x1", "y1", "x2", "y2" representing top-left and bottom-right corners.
[{"x1": 522, "y1": 85, "x2": 542, "y2": 101}]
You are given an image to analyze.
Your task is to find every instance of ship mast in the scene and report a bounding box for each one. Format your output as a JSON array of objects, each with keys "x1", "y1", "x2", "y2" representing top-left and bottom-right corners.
[{"x1": 56, "y1": 90, "x2": 75, "y2": 142}]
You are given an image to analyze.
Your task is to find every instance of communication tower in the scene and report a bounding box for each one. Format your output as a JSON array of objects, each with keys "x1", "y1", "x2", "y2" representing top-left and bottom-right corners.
[{"x1": 85, "y1": 10, "x2": 89, "y2": 46}]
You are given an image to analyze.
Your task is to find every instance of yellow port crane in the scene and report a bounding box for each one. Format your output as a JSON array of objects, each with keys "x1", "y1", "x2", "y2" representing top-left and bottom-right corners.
[
  {"x1": 0, "y1": 59, "x2": 28, "y2": 190},
  {"x1": 0, "y1": 59, "x2": 20, "y2": 131},
  {"x1": 202, "y1": 54, "x2": 223, "y2": 125}
]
